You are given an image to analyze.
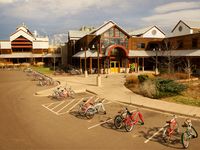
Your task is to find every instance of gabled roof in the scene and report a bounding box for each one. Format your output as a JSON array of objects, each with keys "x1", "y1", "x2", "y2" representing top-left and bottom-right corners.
[
  {"x1": 90, "y1": 20, "x2": 130, "y2": 37},
  {"x1": 68, "y1": 30, "x2": 90, "y2": 40},
  {"x1": 10, "y1": 29, "x2": 35, "y2": 42},
  {"x1": 171, "y1": 20, "x2": 200, "y2": 32},
  {"x1": 129, "y1": 26, "x2": 165, "y2": 36},
  {"x1": 129, "y1": 26, "x2": 154, "y2": 36}
]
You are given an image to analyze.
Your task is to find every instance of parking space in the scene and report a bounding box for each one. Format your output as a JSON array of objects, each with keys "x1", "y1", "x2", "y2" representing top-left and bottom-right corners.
[{"x1": 39, "y1": 91, "x2": 200, "y2": 149}]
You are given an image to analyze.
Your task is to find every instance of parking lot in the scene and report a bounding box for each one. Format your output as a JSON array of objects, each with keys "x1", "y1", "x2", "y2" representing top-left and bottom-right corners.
[{"x1": 0, "y1": 70, "x2": 200, "y2": 150}]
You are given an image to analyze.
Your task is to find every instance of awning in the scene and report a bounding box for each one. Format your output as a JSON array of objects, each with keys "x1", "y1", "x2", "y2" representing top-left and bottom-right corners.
[
  {"x1": 129, "y1": 50, "x2": 200, "y2": 57},
  {"x1": 73, "y1": 50, "x2": 103, "y2": 58},
  {"x1": 0, "y1": 53, "x2": 61, "y2": 58}
]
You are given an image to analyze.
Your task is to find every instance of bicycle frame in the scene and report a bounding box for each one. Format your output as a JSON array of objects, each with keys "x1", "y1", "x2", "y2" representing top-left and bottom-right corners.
[
  {"x1": 124, "y1": 110, "x2": 144, "y2": 126},
  {"x1": 84, "y1": 101, "x2": 105, "y2": 114},
  {"x1": 162, "y1": 115, "x2": 179, "y2": 142},
  {"x1": 181, "y1": 119, "x2": 198, "y2": 148},
  {"x1": 114, "y1": 107, "x2": 144, "y2": 132}
]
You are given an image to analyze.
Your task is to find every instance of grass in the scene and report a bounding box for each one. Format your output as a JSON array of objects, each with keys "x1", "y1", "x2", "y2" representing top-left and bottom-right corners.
[
  {"x1": 125, "y1": 73, "x2": 200, "y2": 107},
  {"x1": 163, "y1": 96, "x2": 200, "y2": 107},
  {"x1": 31, "y1": 66, "x2": 53, "y2": 75}
]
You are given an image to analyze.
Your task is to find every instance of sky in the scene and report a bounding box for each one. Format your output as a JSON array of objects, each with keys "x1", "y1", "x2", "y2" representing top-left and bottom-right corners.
[{"x1": 0, "y1": 0, "x2": 200, "y2": 42}]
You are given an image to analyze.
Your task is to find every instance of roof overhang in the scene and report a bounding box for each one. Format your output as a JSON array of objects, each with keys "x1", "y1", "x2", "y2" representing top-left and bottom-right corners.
[
  {"x1": 0, "y1": 53, "x2": 61, "y2": 58},
  {"x1": 129, "y1": 50, "x2": 200, "y2": 57},
  {"x1": 73, "y1": 50, "x2": 103, "y2": 58}
]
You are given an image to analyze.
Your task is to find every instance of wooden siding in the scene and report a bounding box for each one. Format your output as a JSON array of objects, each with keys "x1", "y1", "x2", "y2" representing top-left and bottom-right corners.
[
  {"x1": 166, "y1": 33, "x2": 200, "y2": 50},
  {"x1": 128, "y1": 37, "x2": 163, "y2": 50},
  {"x1": 1, "y1": 49, "x2": 12, "y2": 54},
  {"x1": 11, "y1": 36, "x2": 32, "y2": 51}
]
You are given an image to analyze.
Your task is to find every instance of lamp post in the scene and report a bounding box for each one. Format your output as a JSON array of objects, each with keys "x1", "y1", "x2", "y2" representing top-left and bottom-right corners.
[
  {"x1": 93, "y1": 44, "x2": 104, "y2": 86},
  {"x1": 153, "y1": 48, "x2": 160, "y2": 75},
  {"x1": 81, "y1": 47, "x2": 88, "y2": 78}
]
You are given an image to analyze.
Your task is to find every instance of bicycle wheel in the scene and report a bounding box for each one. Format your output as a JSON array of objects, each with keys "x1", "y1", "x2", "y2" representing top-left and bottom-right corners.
[
  {"x1": 78, "y1": 105, "x2": 85, "y2": 116},
  {"x1": 85, "y1": 108, "x2": 95, "y2": 119},
  {"x1": 124, "y1": 120, "x2": 133, "y2": 132},
  {"x1": 181, "y1": 132, "x2": 190, "y2": 148},
  {"x1": 162, "y1": 126, "x2": 170, "y2": 143},
  {"x1": 191, "y1": 126, "x2": 198, "y2": 138},
  {"x1": 114, "y1": 115, "x2": 123, "y2": 129}
]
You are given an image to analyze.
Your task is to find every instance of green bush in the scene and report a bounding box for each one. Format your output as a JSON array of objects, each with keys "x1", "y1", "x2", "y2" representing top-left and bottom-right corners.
[
  {"x1": 155, "y1": 78, "x2": 187, "y2": 98},
  {"x1": 139, "y1": 78, "x2": 187, "y2": 99},
  {"x1": 138, "y1": 74, "x2": 149, "y2": 83},
  {"x1": 130, "y1": 63, "x2": 135, "y2": 72}
]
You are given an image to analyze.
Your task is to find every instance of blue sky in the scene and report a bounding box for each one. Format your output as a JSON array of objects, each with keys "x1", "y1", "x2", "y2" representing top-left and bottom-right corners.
[{"x1": 0, "y1": 0, "x2": 200, "y2": 42}]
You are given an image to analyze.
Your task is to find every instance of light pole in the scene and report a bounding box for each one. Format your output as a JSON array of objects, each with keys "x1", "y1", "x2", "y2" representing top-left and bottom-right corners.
[
  {"x1": 153, "y1": 48, "x2": 160, "y2": 75},
  {"x1": 81, "y1": 47, "x2": 88, "y2": 78},
  {"x1": 93, "y1": 44, "x2": 104, "y2": 86}
]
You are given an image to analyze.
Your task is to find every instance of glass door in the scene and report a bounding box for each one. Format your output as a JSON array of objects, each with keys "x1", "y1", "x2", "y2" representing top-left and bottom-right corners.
[{"x1": 110, "y1": 61, "x2": 120, "y2": 73}]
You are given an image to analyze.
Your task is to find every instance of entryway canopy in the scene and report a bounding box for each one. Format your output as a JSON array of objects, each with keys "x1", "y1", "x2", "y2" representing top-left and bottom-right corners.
[
  {"x1": 73, "y1": 49, "x2": 103, "y2": 58},
  {"x1": 128, "y1": 49, "x2": 200, "y2": 57}
]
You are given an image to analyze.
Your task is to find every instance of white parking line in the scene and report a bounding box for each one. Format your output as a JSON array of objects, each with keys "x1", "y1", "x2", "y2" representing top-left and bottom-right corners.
[
  {"x1": 51, "y1": 101, "x2": 65, "y2": 110},
  {"x1": 88, "y1": 118, "x2": 113, "y2": 130},
  {"x1": 144, "y1": 124, "x2": 167, "y2": 143},
  {"x1": 66, "y1": 98, "x2": 84, "y2": 113},
  {"x1": 42, "y1": 104, "x2": 59, "y2": 115},
  {"x1": 57, "y1": 99, "x2": 76, "y2": 114}
]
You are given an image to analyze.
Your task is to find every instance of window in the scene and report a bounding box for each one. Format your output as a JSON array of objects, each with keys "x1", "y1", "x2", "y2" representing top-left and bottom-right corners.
[
  {"x1": 177, "y1": 40, "x2": 183, "y2": 49},
  {"x1": 178, "y1": 26, "x2": 183, "y2": 32},
  {"x1": 109, "y1": 28, "x2": 114, "y2": 37},
  {"x1": 192, "y1": 38, "x2": 198, "y2": 48},
  {"x1": 137, "y1": 43, "x2": 145, "y2": 49},
  {"x1": 152, "y1": 30, "x2": 157, "y2": 35},
  {"x1": 115, "y1": 28, "x2": 120, "y2": 37}
]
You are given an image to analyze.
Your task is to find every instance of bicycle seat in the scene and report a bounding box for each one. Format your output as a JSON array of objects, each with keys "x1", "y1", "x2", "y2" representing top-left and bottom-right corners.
[
  {"x1": 166, "y1": 121, "x2": 171, "y2": 124},
  {"x1": 127, "y1": 111, "x2": 132, "y2": 116}
]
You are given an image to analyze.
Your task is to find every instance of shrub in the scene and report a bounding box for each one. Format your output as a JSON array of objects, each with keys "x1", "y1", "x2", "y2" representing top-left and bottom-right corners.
[
  {"x1": 155, "y1": 78, "x2": 187, "y2": 98},
  {"x1": 138, "y1": 78, "x2": 187, "y2": 99},
  {"x1": 139, "y1": 79, "x2": 156, "y2": 98},
  {"x1": 125, "y1": 75, "x2": 138, "y2": 84},
  {"x1": 138, "y1": 74, "x2": 149, "y2": 83},
  {"x1": 130, "y1": 63, "x2": 135, "y2": 72}
]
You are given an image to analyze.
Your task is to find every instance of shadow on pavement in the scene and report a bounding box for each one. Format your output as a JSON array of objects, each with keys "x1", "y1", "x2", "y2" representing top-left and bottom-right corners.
[{"x1": 139, "y1": 127, "x2": 182, "y2": 149}]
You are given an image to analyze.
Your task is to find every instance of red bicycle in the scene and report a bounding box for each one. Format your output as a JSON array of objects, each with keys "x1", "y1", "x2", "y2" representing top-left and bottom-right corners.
[
  {"x1": 162, "y1": 115, "x2": 179, "y2": 143},
  {"x1": 114, "y1": 107, "x2": 144, "y2": 132}
]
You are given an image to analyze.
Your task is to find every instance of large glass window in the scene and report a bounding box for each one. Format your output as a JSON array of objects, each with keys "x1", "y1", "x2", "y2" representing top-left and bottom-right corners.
[
  {"x1": 137, "y1": 43, "x2": 145, "y2": 49},
  {"x1": 177, "y1": 40, "x2": 183, "y2": 49},
  {"x1": 192, "y1": 38, "x2": 198, "y2": 48},
  {"x1": 101, "y1": 27, "x2": 128, "y2": 50}
]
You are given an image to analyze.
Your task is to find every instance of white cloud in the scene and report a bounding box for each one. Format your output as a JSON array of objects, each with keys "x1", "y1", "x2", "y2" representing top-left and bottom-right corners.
[
  {"x1": 0, "y1": 0, "x2": 14, "y2": 4},
  {"x1": 142, "y1": 9, "x2": 200, "y2": 28},
  {"x1": 154, "y1": 1, "x2": 200, "y2": 13},
  {"x1": 3, "y1": 0, "x2": 127, "y2": 19}
]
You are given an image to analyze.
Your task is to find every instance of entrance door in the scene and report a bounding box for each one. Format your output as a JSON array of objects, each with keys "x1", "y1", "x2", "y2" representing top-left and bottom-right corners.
[{"x1": 110, "y1": 61, "x2": 120, "y2": 73}]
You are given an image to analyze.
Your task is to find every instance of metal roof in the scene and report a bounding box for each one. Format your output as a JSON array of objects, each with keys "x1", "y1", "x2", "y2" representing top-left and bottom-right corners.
[
  {"x1": 129, "y1": 26, "x2": 154, "y2": 36},
  {"x1": 183, "y1": 20, "x2": 200, "y2": 29},
  {"x1": 129, "y1": 50, "x2": 200, "y2": 57},
  {"x1": 72, "y1": 50, "x2": 103, "y2": 58},
  {"x1": 68, "y1": 30, "x2": 89, "y2": 40},
  {"x1": 0, "y1": 53, "x2": 61, "y2": 58}
]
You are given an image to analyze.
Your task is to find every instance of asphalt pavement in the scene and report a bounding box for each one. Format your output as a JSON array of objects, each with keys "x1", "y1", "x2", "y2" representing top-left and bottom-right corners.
[{"x1": 36, "y1": 73, "x2": 200, "y2": 120}]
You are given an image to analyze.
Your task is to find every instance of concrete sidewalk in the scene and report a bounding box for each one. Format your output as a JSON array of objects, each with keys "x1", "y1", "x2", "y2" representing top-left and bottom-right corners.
[{"x1": 36, "y1": 73, "x2": 200, "y2": 120}]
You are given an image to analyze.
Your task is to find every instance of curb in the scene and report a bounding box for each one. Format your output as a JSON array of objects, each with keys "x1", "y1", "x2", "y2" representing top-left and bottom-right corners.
[
  {"x1": 119, "y1": 101, "x2": 200, "y2": 121},
  {"x1": 85, "y1": 89, "x2": 200, "y2": 121}
]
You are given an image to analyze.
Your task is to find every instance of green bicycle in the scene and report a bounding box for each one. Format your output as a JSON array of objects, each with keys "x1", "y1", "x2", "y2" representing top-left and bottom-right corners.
[{"x1": 181, "y1": 119, "x2": 198, "y2": 149}]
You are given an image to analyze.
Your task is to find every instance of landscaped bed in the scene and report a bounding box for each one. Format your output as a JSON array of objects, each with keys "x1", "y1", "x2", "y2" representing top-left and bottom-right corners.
[{"x1": 125, "y1": 73, "x2": 200, "y2": 107}]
